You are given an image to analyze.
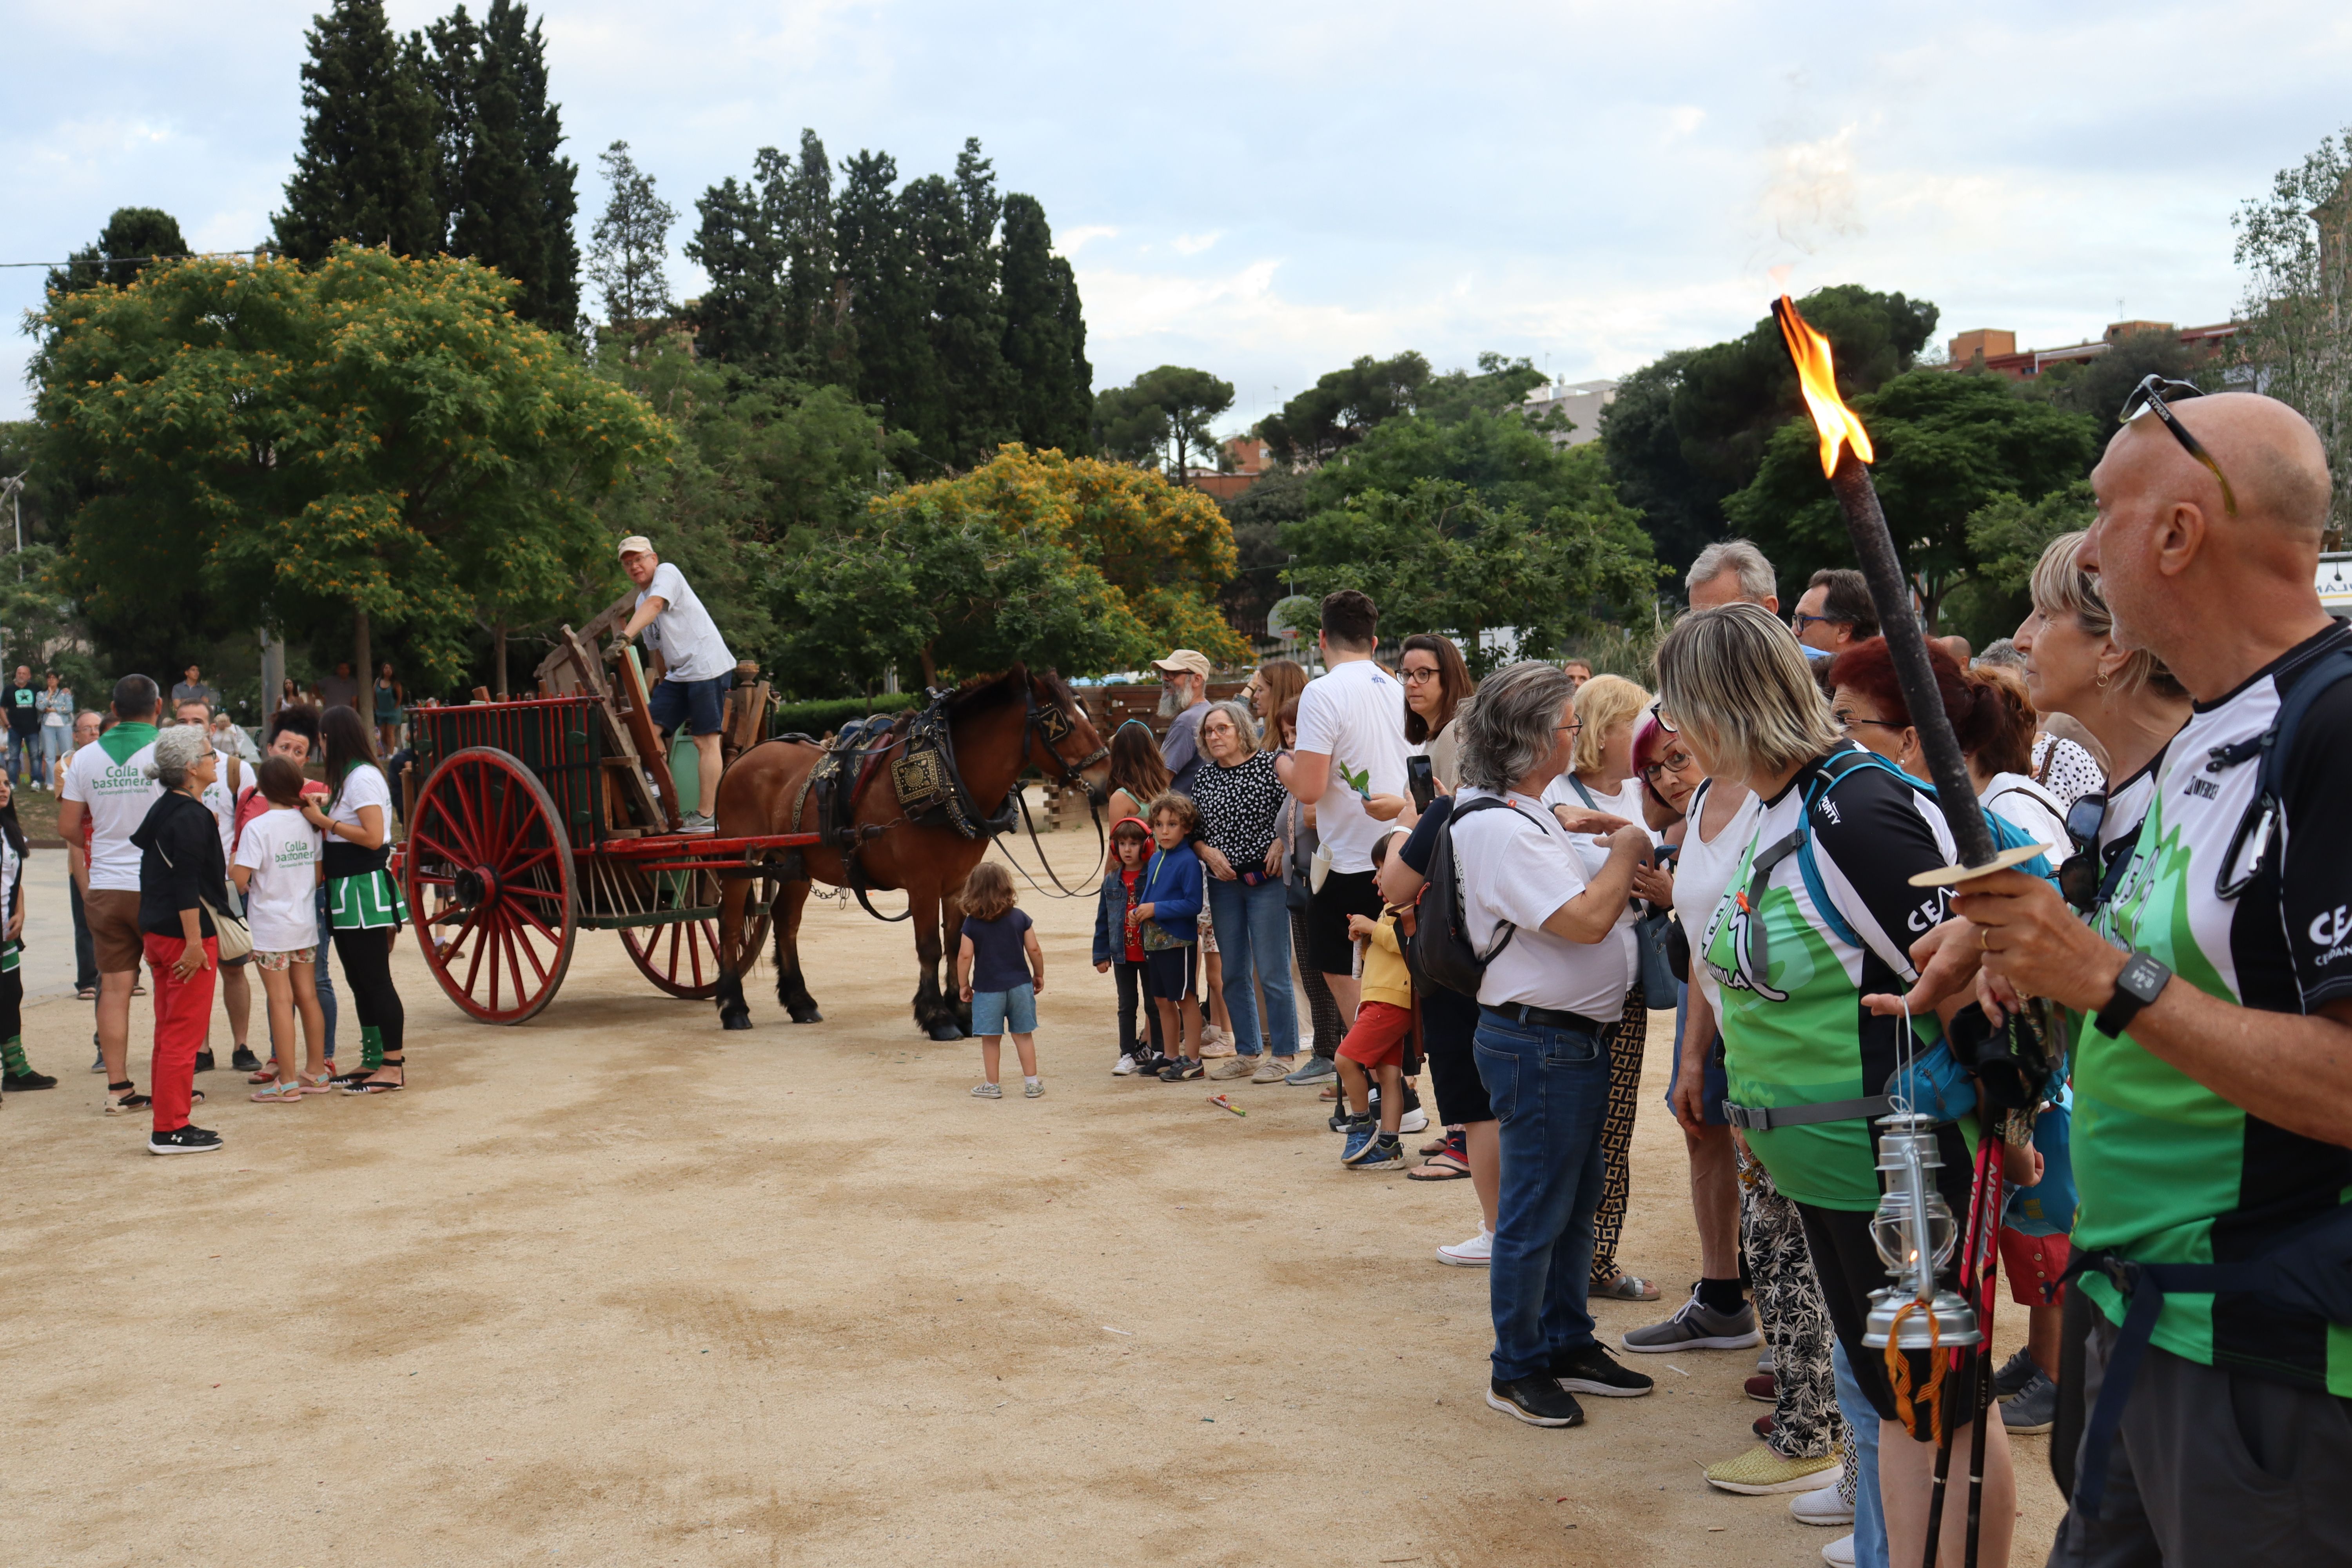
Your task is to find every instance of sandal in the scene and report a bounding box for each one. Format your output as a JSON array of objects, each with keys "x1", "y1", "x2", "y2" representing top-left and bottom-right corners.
[
  {"x1": 1590, "y1": 1273, "x2": 1661, "y2": 1302},
  {"x1": 251, "y1": 1079, "x2": 304, "y2": 1104},
  {"x1": 103, "y1": 1082, "x2": 151, "y2": 1115},
  {"x1": 297, "y1": 1071, "x2": 336, "y2": 1095},
  {"x1": 1405, "y1": 1152, "x2": 1472, "y2": 1181},
  {"x1": 247, "y1": 1066, "x2": 280, "y2": 1085},
  {"x1": 341, "y1": 1058, "x2": 405, "y2": 1095}
]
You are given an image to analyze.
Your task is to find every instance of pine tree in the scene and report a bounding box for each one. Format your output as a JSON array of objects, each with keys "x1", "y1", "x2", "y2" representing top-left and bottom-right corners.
[
  {"x1": 273, "y1": 0, "x2": 443, "y2": 264},
  {"x1": 998, "y1": 193, "x2": 1092, "y2": 454},
  {"x1": 47, "y1": 208, "x2": 191, "y2": 297},
  {"x1": 686, "y1": 156, "x2": 786, "y2": 370},
  {"x1": 779, "y1": 130, "x2": 848, "y2": 384},
  {"x1": 837, "y1": 149, "x2": 939, "y2": 459},
  {"x1": 586, "y1": 140, "x2": 676, "y2": 330}
]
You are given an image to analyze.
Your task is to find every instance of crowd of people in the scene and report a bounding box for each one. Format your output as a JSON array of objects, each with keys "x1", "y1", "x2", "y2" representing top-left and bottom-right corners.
[
  {"x1": 2, "y1": 670, "x2": 413, "y2": 1156},
  {"x1": 969, "y1": 389, "x2": 2350, "y2": 1568}
]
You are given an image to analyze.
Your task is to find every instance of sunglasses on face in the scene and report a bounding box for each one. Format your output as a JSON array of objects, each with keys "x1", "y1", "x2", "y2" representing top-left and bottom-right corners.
[{"x1": 2119, "y1": 375, "x2": 2238, "y2": 515}]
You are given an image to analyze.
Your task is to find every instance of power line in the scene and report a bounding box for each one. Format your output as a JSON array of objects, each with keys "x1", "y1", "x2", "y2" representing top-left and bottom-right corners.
[{"x1": 0, "y1": 251, "x2": 266, "y2": 269}]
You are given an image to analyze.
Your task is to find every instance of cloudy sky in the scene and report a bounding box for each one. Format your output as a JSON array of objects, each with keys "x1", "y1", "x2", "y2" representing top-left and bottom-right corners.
[{"x1": 7, "y1": 1, "x2": 2351, "y2": 428}]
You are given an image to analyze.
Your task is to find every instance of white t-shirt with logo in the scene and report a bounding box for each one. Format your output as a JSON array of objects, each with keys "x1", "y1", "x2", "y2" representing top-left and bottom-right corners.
[
  {"x1": 1292, "y1": 659, "x2": 1407, "y2": 874},
  {"x1": 60, "y1": 735, "x2": 163, "y2": 892},
  {"x1": 637, "y1": 562, "x2": 734, "y2": 683},
  {"x1": 330, "y1": 763, "x2": 393, "y2": 830},
  {"x1": 234, "y1": 806, "x2": 325, "y2": 952},
  {"x1": 1450, "y1": 786, "x2": 1629, "y2": 1022}
]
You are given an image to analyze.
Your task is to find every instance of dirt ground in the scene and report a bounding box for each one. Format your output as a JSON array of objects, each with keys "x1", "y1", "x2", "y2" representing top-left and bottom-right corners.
[{"x1": 2, "y1": 823, "x2": 2065, "y2": 1566}]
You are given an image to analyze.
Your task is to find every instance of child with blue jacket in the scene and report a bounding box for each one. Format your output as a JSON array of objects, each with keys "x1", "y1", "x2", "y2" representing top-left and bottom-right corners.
[
  {"x1": 1092, "y1": 816, "x2": 1167, "y2": 1076},
  {"x1": 1129, "y1": 792, "x2": 1207, "y2": 1082}
]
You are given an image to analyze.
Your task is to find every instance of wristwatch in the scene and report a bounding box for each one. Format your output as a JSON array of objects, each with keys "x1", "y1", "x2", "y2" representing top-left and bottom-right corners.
[{"x1": 2094, "y1": 950, "x2": 2171, "y2": 1038}]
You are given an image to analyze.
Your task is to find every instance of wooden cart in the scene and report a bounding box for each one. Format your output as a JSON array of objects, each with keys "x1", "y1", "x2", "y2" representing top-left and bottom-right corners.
[{"x1": 398, "y1": 600, "x2": 814, "y2": 1024}]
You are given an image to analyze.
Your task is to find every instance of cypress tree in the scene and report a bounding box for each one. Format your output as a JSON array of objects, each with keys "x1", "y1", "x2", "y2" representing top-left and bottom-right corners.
[
  {"x1": 686, "y1": 151, "x2": 786, "y2": 371},
  {"x1": 273, "y1": 0, "x2": 442, "y2": 264},
  {"x1": 490, "y1": 0, "x2": 580, "y2": 330},
  {"x1": 837, "y1": 150, "x2": 938, "y2": 461},
  {"x1": 426, "y1": 1, "x2": 578, "y2": 332},
  {"x1": 779, "y1": 130, "x2": 848, "y2": 385},
  {"x1": 998, "y1": 193, "x2": 1093, "y2": 455}
]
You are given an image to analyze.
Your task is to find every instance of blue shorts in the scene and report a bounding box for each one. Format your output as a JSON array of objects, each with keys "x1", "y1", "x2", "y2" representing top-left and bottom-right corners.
[
  {"x1": 971, "y1": 983, "x2": 1038, "y2": 1036},
  {"x1": 648, "y1": 673, "x2": 731, "y2": 737},
  {"x1": 1666, "y1": 1014, "x2": 1730, "y2": 1125}
]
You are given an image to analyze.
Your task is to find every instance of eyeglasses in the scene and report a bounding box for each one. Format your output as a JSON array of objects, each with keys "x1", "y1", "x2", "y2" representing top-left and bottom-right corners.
[
  {"x1": 1639, "y1": 747, "x2": 1697, "y2": 783},
  {"x1": 1648, "y1": 699, "x2": 1677, "y2": 735},
  {"x1": 2059, "y1": 791, "x2": 2110, "y2": 912},
  {"x1": 1556, "y1": 720, "x2": 1584, "y2": 736},
  {"x1": 1400, "y1": 666, "x2": 1442, "y2": 685},
  {"x1": 1791, "y1": 612, "x2": 1852, "y2": 635},
  {"x1": 1833, "y1": 710, "x2": 1906, "y2": 734},
  {"x1": 2120, "y1": 375, "x2": 2238, "y2": 515}
]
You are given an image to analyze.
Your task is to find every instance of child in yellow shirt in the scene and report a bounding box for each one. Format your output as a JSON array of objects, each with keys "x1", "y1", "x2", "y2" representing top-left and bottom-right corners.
[{"x1": 1337, "y1": 831, "x2": 1415, "y2": 1171}]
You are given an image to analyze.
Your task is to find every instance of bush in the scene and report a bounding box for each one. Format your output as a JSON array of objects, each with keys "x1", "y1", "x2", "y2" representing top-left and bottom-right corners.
[{"x1": 768, "y1": 691, "x2": 920, "y2": 738}]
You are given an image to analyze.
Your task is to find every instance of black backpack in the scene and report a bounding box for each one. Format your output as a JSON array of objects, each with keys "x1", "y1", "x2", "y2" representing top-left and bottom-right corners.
[{"x1": 1402, "y1": 795, "x2": 1541, "y2": 1000}]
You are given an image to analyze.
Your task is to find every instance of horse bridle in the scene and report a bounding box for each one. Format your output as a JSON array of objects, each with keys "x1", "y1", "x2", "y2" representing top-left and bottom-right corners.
[{"x1": 999, "y1": 680, "x2": 1110, "y2": 898}]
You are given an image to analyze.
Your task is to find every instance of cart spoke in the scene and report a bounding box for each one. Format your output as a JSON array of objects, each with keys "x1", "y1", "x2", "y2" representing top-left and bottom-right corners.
[{"x1": 685, "y1": 921, "x2": 708, "y2": 989}]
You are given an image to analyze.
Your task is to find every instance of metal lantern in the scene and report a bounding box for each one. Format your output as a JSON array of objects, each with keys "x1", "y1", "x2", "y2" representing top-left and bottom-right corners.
[{"x1": 1862, "y1": 1111, "x2": 1981, "y2": 1350}]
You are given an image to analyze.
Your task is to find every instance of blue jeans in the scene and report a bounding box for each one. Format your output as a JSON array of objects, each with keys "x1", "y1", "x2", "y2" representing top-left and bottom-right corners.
[
  {"x1": 5, "y1": 731, "x2": 29, "y2": 784},
  {"x1": 314, "y1": 883, "x2": 339, "y2": 1058},
  {"x1": 1474, "y1": 1008, "x2": 1612, "y2": 1381},
  {"x1": 1205, "y1": 875, "x2": 1298, "y2": 1058},
  {"x1": 1833, "y1": 1339, "x2": 1889, "y2": 1568}
]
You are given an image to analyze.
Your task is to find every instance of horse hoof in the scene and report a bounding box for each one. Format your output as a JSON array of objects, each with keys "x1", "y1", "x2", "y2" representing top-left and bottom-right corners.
[
  {"x1": 788, "y1": 1006, "x2": 824, "y2": 1024},
  {"x1": 926, "y1": 1020, "x2": 966, "y2": 1042},
  {"x1": 720, "y1": 1010, "x2": 753, "y2": 1032}
]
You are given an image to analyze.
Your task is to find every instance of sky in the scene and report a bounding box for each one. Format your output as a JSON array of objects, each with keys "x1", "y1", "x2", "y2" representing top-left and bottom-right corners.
[{"x1": 6, "y1": 0, "x2": 2352, "y2": 431}]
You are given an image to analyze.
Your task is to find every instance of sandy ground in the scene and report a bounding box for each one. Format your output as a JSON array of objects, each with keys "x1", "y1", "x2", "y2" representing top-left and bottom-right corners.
[{"x1": 2, "y1": 824, "x2": 2064, "y2": 1567}]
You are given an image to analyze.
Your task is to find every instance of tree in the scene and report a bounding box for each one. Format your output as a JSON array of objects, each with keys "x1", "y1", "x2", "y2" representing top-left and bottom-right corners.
[
  {"x1": 1218, "y1": 469, "x2": 1310, "y2": 632},
  {"x1": 2020, "y1": 328, "x2": 2221, "y2": 419},
  {"x1": 1095, "y1": 366, "x2": 1234, "y2": 475},
  {"x1": 835, "y1": 149, "x2": 942, "y2": 463},
  {"x1": 1258, "y1": 351, "x2": 1430, "y2": 465},
  {"x1": 2234, "y1": 129, "x2": 2352, "y2": 541},
  {"x1": 1418, "y1": 352, "x2": 1550, "y2": 426},
  {"x1": 587, "y1": 140, "x2": 676, "y2": 329},
  {"x1": 32, "y1": 245, "x2": 670, "y2": 704},
  {"x1": 1938, "y1": 481, "x2": 2097, "y2": 648},
  {"x1": 902, "y1": 142, "x2": 1016, "y2": 471},
  {"x1": 273, "y1": 0, "x2": 443, "y2": 265},
  {"x1": 1721, "y1": 369, "x2": 2098, "y2": 627},
  {"x1": 1601, "y1": 285, "x2": 1939, "y2": 573},
  {"x1": 686, "y1": 150, "x2": 790, "y2": 372},
  {"x1": 45, "y1": 208, "x2": 191, "y2": 298},
  {"x1": 427, "y1": 0, "x2": 580, "y2": 334},
  {"x1": 998, "y1": 193, "x2": 1093, "y2": 454},
  {"x1": 772, "y1": 445, "x2": 1241, "y2": 688}
]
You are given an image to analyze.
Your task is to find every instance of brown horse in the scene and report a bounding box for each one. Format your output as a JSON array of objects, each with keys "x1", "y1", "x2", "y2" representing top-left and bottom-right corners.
[{"x1": 710, "y1": 665, "x2": 1111, "y2": 1036}]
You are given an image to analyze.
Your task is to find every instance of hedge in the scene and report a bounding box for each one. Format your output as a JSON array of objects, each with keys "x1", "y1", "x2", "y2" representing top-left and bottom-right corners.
[{"x1": 768, "y1": 692, "x2": 920, "y2": 737}]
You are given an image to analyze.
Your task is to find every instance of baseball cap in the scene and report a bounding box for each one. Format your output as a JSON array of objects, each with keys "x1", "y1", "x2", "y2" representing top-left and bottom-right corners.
[
  {"x1": 617, "y1": 535, "x2": 655, "y2": 559},
  {"x1": 1151, "y1": 649, "x2": 1212, "y2": 680}
]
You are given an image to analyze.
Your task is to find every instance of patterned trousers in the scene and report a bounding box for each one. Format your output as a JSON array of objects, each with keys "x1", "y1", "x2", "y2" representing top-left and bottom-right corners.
[
  {"x1": 1588, "y1": 997, "x2": 1647, "y2": 1284},
  {"x1": 1289, "y1": 907, "x2": 1347, "y2": 1059},
  {"x1": 1740, "y1": 1146, "x2": 1844, "y2": 1460}
]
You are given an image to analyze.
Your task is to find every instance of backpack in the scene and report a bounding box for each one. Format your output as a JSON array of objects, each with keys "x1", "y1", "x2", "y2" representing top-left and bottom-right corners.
[
  {"x1": 1403, "y1": 795, "x2": 1543, "y2": 1000},
  {"x1": 2210, "y1": 639, "x2": 2352, "y2": 900}
]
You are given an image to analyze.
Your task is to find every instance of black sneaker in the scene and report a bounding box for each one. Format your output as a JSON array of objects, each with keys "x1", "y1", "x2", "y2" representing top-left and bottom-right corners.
[
  {"x1": 147, "y1": 1124, "x2": 224, "y2": 1156},
  {"x1": 194, "y1": 1050, "x2": 216, "y2": 1074},
  {"x1": 4, "y1": 1068, "x2": 58, "y2": 1091},
  {"x1": 1487, "y1": 1374, "x2": 1584, "y2": 1428},
  {"x1": 1550, "y1": 1342, "x2": 1654, "y2": 1399},
  {"x1": 1992, "y1": 1346, "x2": 2038, "y2": 1401},
  {"x1": 231, "y1": 1045, "x2": 262, "y2": 1074},
  {"x1": 1158, "y1": 1057, "x2": 1203, "y2": 1082}
]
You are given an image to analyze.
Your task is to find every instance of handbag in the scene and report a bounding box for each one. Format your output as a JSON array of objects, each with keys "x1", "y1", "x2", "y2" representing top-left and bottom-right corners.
[{"x1": 155, "y1": 836, "x2": 253, "y2": 962}]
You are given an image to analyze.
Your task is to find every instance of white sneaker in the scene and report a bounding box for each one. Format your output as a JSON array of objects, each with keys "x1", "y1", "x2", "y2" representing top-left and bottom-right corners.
[
  {"x1": 1791, "y1": 1486, "x2": 1855, "y2": 1526},
  {"x1": 1112, "y1": 1054, "x2": 1138, "y2": 1076},
  {"x1": 1821, "y1": 1534, "x2": 1856, "y2": 1567},
  {"x1": 1398, "y1": 1107, "x2": 1430, "y2": 1134},
  {"x1": 1437, "y1": 1226, "x2": 1493, "y2": 1267}
]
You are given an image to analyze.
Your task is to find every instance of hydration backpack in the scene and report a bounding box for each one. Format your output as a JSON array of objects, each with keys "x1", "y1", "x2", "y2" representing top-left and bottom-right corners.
[{"x1": 1403, "y1": 795, "x2": 1543, "y2": 1000}]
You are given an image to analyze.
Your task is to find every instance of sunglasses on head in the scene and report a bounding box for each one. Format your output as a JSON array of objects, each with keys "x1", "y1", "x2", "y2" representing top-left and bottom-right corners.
[
  {"x1": 1648, "y1": 699, "x2": 1677, "y2": 736},
  {"x1": 2119, "y1": 375, "x2": 2237, "y2": 515}
]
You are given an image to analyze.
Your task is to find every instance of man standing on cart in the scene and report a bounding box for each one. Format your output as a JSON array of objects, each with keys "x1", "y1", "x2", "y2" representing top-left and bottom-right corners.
[{"x1": 617, "y1": 535, "x2": 734, "y2": 835}]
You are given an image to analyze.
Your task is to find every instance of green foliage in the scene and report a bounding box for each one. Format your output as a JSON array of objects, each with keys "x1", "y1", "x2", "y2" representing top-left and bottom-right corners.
[
  {"x1": 1721, "y1": 370, "x2": 2098, "y2": 627},
  {"x1": 1601, "y1": 286, "x2": 1939, "y2": 573},
  {"x1": 998, "y1": 194, "x2": 1093, "y2": 456},
  {"x1": 769, "y1": 690, "x2": 919, "y2": 736},
  {"x1": 46, "y1": 209, "x2": 191, "y2": 299},
  {"x1": 1094, "y1": 365, "x2": 1235, "y2": 475},
  {"x1": 771, "y1": 445, "x2": 1241, "y2": 688},
  {"x1": 1218, "y1": 468, "x2": 1310, "y2": 630},
  {"x1": 33, "y1": 245, "x2": 670, "y2": 690},
  {"x1": 1258, "y1": 352, "x2": 1430, "y2": 465},
  {"x1": 272, "y1": 0, "x2": 444, "y2": 265},
  {"x1": 1938, "y1": 481, "x2": 2097, "y2": 648},
  {"x1": 2018, "y1": 330, "x2": 2223, "y2": 419},
  {"x1": 587, "y1": 140, "x2": 676, "y2": 329},
  {"x1": 1418, "y1": 352, "x2": 1550, "y2": 426},
  {"x1": 2233, "y1": 127, "x2": 2352, "y2": 540},
  {"x1": 1285, "y1": 414, "x2": 1661, "y2": 675}
]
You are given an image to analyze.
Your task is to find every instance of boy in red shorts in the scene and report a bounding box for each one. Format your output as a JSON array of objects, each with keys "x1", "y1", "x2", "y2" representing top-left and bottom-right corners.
[{"x1": 1338, "y1": 831, "x2": 1414, "y2": 1170}]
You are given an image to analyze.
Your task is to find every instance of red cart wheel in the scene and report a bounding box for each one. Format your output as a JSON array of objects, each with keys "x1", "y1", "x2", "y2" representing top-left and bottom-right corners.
[
  {"x1": 619, "y1": 906, "x2": 772, "y2": 1000},
  {"x1": 403, "y1": 746, "x2": 578, "y2": 1024}
]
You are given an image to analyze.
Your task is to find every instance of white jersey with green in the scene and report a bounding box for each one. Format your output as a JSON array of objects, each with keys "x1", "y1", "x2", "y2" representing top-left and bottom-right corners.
[
  {"x1": 2075, "y1": 622, "x2": 2352, "y2": 1395},
  {"x1": 1700, "y1": 744, "x2": 1961, "y2": 1209}
]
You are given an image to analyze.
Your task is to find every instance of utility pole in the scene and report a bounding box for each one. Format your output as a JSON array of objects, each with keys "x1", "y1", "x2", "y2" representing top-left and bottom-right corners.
[{"x1": 1, "y1": 468, "x2": 24, "y2": 581}]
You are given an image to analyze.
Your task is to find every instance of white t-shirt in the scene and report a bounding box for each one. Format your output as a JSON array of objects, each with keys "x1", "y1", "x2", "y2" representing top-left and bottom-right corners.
[
  {"x1": 330, "y1": 762, "x2": 393, "y2": 830},
  {"x1": 637, "y1": 562, "x2": 734, "y2": 683},
  {"x1": 234, "y1": 806, "x2": 325, "y2": 951},
  {"x1": 1979, "y1": 772, "x2": 2068, "y2": 858},
  {"x1": 1672, "y1": 780, "x2": 1764, "y2": 1017},
  {"x1": 200, "y1": 773, "x2": 238, "y2": 869},
  {"x1": 1450, "y1": 786, "x2": 1628, "y2": 1022},
  {"x1": 1293, "y1": 659, "x2": 1407, "y2": 873},
  {"x1": 60, "y1": 733, "x2": 163, "y2": 892},
  {"x1": 1538, "y1": 772, "x2": 1651, "y2": 995}
]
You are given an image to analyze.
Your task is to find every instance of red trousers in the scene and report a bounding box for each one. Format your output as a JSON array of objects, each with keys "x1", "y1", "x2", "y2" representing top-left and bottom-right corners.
[{"x1": 144, "y1": 935, "x2": 218, "y2": 1132}]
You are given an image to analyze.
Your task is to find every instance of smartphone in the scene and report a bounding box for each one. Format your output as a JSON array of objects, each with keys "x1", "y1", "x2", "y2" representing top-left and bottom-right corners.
[{"x1": 1406, "y1": 754, "x2": 1435, "y2": 812}]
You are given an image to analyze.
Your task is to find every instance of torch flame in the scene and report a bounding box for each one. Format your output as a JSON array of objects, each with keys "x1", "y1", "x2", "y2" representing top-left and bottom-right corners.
[{"x1": 1773, "y1": 294, "x2": 1874, "y2": 479}]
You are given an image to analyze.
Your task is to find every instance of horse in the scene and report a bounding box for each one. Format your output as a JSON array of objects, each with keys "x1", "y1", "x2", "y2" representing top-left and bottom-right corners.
[{"x1": 709, "y1": 665, "x2": 1111, "y2": 1037}]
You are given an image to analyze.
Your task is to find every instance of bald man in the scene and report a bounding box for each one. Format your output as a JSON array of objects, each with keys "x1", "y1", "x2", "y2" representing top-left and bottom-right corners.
[{"x1": 1948, "y1": 392, "x2": 2352, "y2": 1567}]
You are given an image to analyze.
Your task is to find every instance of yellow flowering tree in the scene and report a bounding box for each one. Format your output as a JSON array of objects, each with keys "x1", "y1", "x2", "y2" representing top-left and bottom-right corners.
[{"x1": 33, "y1": 242, "x2": 671, "y2": 702}]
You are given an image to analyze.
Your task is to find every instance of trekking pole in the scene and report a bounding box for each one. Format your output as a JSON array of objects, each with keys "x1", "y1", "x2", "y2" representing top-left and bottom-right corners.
[{"x1": 1960, "y1": 1125, "x2": 2006, "y2": 1568}]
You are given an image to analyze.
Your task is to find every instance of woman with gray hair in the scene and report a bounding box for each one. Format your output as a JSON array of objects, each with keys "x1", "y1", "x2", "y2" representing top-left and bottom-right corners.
[
  {"x1": 1448, "y1": 660, "x2": 1666, "y2": 1428},
  {"x1": 1657, "y1": 603, "x2": 2023, "y2": 1566},
  {"x1": 1189, "y1": 698, "x2": 1299, "y2": 1080},
  {"x1": 129, "y1": 722, "x2": 230, "y2": 1155}
]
